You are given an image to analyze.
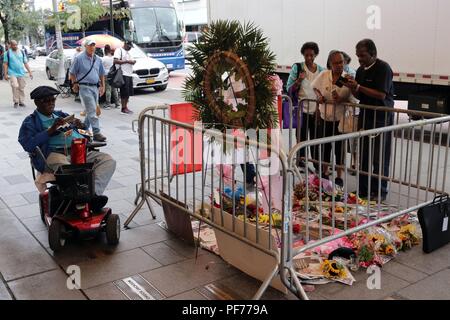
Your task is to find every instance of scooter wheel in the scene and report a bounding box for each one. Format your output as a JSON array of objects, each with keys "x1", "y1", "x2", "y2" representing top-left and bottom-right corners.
[
  {"x1": 39, "y1": 195, "x2": 45, "y2": 224},
  {"x1": 106, "y1": 214, "x2": 120, "y2": 245},
  {"x1": 49, "y1": 219, "x2": 66, "y2": 252}
]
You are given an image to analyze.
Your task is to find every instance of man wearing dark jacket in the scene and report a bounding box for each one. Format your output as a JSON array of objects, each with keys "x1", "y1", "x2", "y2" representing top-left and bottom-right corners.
[{"x1": 18, "y1": 86, "x2": 116, "y2": 195}]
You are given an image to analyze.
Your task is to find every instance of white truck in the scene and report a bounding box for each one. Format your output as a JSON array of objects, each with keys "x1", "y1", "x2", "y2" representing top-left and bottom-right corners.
[{"x1": 207, "y1": 0, "x2": 450, "y2": 110}]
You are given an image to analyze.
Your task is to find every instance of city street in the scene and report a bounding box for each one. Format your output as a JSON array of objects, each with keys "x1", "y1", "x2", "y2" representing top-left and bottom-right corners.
[{"x1": 0, "y1": 57, "x2": 450, "y2": 301}]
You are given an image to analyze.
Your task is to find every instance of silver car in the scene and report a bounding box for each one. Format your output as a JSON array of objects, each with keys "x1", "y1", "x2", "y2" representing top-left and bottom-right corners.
[
  {"x1": 183, "y1": 31, "x2": 202, "y2": 60},
  {"x1": 45, "y1": 49, "x2": 77, "y2": 81}
]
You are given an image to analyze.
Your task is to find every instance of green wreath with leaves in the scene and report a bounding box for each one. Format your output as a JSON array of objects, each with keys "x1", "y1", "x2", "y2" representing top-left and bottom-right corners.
[{"x1": 182, "y1": 20, "x2": 278, "y2": 130}]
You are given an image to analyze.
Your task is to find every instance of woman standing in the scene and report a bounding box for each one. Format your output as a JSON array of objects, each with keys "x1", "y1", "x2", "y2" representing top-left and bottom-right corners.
[
  {"x1": 312, "y1": 50, "x2": 357, "y2": 186},
  {"x1": 101, "y1": 45, "x2": 121, "y2": 109},
  {"x1": 286, "y1": 42, "x2": 325, "y2": 167}
]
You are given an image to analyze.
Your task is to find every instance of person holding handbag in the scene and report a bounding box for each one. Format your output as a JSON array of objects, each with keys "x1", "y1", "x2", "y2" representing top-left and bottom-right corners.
[
  {"x1": 69, "y1": 39, "x2": 107, "y2": 142},
  {"x1": 286, "y1": 42, "x2": 325, "y2": 168},
  {"x1": 101, "y1": 45, "x2": 121, "y2": 109},
  {"x1": 113, "y1": 41, "x2": 135, "y2": 115}
]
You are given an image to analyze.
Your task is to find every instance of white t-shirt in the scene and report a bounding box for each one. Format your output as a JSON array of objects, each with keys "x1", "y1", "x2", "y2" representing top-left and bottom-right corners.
[
  {"x1": 312, "y1": 70, "x2": 357, "y2": 122},
  {"x1": 113, "y1": 48, "x2": 133, "y2": 76},
  {"x1": 101, "y1": 55, "x2": 114, "y2": 73},
  {"x1": 298, "y1": 64, "x2": 321, "y2": 114}
]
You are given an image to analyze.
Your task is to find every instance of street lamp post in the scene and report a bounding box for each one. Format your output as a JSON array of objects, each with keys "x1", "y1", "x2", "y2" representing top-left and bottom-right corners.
[
  {"x1": 110, "y1": 0, "x2": 114, "y2": 35},
  {"x1": 52, "y1": 0, "x2": 66, "y2": 85}
]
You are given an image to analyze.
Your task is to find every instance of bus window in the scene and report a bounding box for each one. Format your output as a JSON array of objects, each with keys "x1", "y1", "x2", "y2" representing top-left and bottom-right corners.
[
  {"x1": 130, "y1": 7, "x2": 158, "y2": 44},
  {"x1": 155, "y1": 7, "x2": 181, "y2": 41}
]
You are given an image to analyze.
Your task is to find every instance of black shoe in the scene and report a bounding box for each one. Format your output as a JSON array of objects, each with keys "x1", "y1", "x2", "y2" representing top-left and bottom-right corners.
[
  {"x1": 350, "y1": 190, "x2": 368, "y2": 198},
  {"x1": 370, "y1": 192, "x2": 387, "y2": 202},
  {"x1": 335, "y1": 177, "x2": 344, "y2": 187},
  {"x1": 19, "y1": 103, "x2": 26, "y2": 107},
  {"x1": 13, "y1": 103, "x2": 18, "y2": 108},
  {"x1": 93, "y1": 133, "x2": 107, "y2": 142},
  {"x1": 90, "y1": 195, "x2": 108, "y2": 213}
]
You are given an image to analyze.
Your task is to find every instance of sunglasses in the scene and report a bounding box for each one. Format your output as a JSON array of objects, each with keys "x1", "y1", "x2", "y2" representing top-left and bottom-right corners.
[{"x1": 39, "y1": 96, "x2": 57, "y2": 103}]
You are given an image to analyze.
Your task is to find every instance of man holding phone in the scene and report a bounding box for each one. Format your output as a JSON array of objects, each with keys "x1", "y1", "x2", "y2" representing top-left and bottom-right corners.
[
  {"x1": 343, "y1": 39, "x2": 395, "y2": 201},
  {"x1": 18, "y1": 86, "x2": 116, "y2": 196},
  {"x1": 114, "y1": 40, "x2": 136, "y2": 115}
]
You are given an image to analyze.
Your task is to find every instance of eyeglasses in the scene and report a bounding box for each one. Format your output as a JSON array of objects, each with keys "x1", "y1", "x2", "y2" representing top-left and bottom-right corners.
[{"x1": 39, "y1": 96, "x2": 57, "y2": 104}]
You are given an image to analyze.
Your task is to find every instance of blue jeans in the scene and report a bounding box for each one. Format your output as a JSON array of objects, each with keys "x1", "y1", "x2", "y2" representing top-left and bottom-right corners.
[{"x1": 79, "y1": 85, "x2": 100, "y2": 134}]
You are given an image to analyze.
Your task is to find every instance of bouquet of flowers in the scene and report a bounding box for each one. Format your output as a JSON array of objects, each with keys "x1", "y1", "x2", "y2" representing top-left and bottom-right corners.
[
  {"x1": 350, "y1": 227, "x2": 397, "y2": 268},
  {"x1": 396, "y1": 224, "x2": 421, "y2": 251}
]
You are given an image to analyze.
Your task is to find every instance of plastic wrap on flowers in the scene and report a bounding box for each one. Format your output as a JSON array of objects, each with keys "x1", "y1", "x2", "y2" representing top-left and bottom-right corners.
[{"x1": 349, "y1": 227, "x2": 398, "y2": 268}]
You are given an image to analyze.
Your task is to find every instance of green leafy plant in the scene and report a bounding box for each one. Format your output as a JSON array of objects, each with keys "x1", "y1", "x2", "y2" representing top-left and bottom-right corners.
[{"x1": 182, "y1": 20, "x2": 278, "y2": 130}]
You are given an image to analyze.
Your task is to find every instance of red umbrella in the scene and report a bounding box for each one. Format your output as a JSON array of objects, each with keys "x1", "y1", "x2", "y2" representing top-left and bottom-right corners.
[{"x1": 76, "y1": 34, "x2": 124, "y2": 50}]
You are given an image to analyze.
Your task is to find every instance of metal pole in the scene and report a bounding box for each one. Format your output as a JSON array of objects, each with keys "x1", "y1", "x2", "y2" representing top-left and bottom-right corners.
[
  {"x1": 109, "y1": 0, "x2": 114, "y2": 35},
  {"x1": 52, "y1": 0, "x2": 66, "y2": 85}
]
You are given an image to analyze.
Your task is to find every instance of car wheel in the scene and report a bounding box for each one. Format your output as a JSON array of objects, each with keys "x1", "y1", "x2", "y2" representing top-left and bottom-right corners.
[
  {"x1": 46, "y1": 68, "x2": 53, "y2": 80},
  {"x1": 154, "y1": 84, "x2": 168, "y2": 92}
]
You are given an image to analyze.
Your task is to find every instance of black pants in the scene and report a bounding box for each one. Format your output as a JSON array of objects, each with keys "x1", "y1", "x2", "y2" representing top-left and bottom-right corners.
[
  {"x1": 319, "y1": 120, "x2": 343, "y2": 167},
  {"x1": 358, "y1": 112, "x2": 393, "y2": 196},
  {"x1": 120, "y1": 76, "x2": 134, "y2": 99},
  {"x1": 296, "y1": 112, "x2": 320, "y2": 166},
  {"x1": 240, "y1": 163, "x2": 256, "y2": 184}
]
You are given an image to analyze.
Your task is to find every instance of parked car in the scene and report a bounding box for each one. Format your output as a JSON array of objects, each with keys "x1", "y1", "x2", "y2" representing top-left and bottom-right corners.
[
  {"x1": 35, "y1": 45, "x2": 47, "y2": 56},
  {"x1": 98, "y1": 45, "x2": 169, "y2": 91},
  {"x1": 127, "y1": 44, "x2": 170, "y2": 91},
  {"x1": 46, "y1": 45, "x2": 169, "y2": 92},
  {"x1": 45, "y1": 48, "x2": 77, "y2": 80},
  {"x1": 183, "y1": 31, "x2": 202, "y2": 60},
  {"x1": 18, "y1": 45, "x2": 36, "y2": 59}
]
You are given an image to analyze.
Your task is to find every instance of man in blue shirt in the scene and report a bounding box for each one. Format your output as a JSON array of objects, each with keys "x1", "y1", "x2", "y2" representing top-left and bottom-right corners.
[
  {"x1": 18, "y1": 86, "x2": 116, "y2": 197},
  {"x1": 3, "y1": 40, "x2": 33, "y2": 108},
  {"x1": 69, "y1": 39, "x2": 106, "y2": 142}
]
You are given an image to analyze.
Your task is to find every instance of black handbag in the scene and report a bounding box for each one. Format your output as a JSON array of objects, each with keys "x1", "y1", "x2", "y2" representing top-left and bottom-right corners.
[
  {"x1": 418, "y1": 194, "x2": 450, "y2": 253},
  {"x1": 108, "y1": 65, "x2": 124, "y2": 88},
  {"x1": 107, "y1": 49, "x2": 124, "y2": 88}
]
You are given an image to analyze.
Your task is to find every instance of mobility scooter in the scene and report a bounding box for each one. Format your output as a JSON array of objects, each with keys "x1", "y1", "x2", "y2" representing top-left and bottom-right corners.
[{"x1": 32, "y1": 136, "x2": 120, "y2": 252}]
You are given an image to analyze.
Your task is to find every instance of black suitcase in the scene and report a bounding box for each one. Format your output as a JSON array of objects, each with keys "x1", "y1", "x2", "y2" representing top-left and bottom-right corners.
[{"x1": 418, "y1": 195, "x2": 450, "y2": 253}]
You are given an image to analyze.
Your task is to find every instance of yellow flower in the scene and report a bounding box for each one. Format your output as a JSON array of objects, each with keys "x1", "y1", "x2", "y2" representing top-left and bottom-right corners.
[
  {"x1": 321, "y1": 260, "x2": 347, "y2": 279},
  {"x1": 369, "y1": 234, "x2": 385, "y2": 243},
  {"x1": 385, "y1": 245, "x2": 395, "y2": 255}
]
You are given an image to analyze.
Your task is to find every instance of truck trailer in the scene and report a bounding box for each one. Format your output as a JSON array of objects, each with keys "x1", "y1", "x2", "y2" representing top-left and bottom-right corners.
[{"x1": 207, "y1": 0, "x2": 450, "y2": 112}]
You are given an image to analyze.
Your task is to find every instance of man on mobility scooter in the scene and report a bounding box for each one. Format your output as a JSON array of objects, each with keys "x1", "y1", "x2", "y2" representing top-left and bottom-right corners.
[{"x1": 18, "y1": 85, "x2": 119, "y2": 251}]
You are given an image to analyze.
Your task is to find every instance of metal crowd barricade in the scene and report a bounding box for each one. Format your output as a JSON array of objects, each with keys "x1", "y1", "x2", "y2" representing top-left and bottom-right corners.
[
  {"x1": 127, "y1": 105, "x2": 170, "y2": 221},
  {"x1": 281, "y1": 114, "x2": 450, "y2": 299},
  {"x1": 125, "y1": 104, "x2": 293, "y2": 299},
  {"x1": 289, "y1": 98, "x2": 448, "y2": 173}
]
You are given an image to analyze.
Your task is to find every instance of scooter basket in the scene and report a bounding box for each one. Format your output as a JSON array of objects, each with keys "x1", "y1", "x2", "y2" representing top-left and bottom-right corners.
[{"x1": 55, "y1": 163, "x2": 95, "y2": 202}]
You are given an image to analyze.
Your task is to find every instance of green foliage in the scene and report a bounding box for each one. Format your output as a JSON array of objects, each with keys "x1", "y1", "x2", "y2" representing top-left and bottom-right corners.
[
  {"x1": 0, "y1": 0, "x2": 26, "y2": 42},
  {"x1": 45, "y1": 1, "x2": 129, "y2": 33},
  {"x1": 182, "y1": 20, "x2": 278, "y2": 130}
]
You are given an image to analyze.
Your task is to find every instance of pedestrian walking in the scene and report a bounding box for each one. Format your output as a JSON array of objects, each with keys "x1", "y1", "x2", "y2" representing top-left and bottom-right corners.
[
  {"x1": 69, "y1": 39, "x2": 107, "y2": 142},
  {"x1": 3, "y1": 40, "x2": 33, "y2": 108}
]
